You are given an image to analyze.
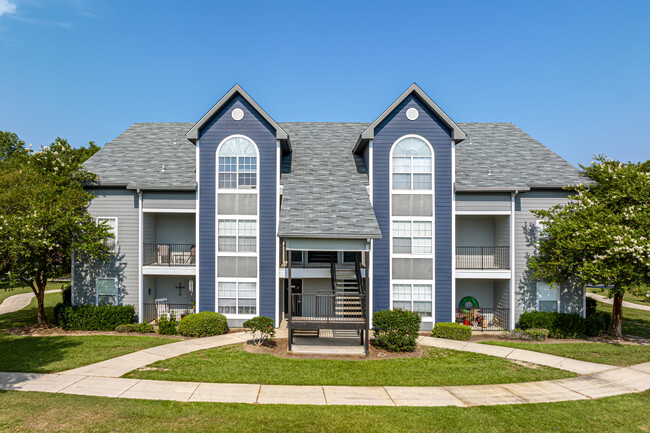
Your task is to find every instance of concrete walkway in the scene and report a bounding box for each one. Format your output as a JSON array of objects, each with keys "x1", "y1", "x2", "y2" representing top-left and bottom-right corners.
[
  {"x1": 1, "y1": 363, "x2": 649, "y2": 406},
  {"x1": 1, "y1": 331, "x2": 649, "y2": 406},
  {"x1": 0, "y1": 289, "x2": 62, "y2": 315},
  {"x1": 587, "y1": 292, "x2": 650, "y2": 312}
]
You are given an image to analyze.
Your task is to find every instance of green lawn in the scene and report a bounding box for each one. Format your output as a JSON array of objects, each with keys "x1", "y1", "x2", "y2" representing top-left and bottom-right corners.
[
  {"x1": 482, "y1": 341, "x2": 650, "y2": 367},
  {"x1": 0, "y1": 282, "x2": 67, "y2": 305},
  {"x1": 0, "y1": 291, "x2": 63, "y2": 331},
  {"x1": 0, "y1": 288, "x2": 177, "y2": 373},
  {"x1": 587, "y1": 287, "x2": 650, "y2": 307},
  {"x1": 0, "y1": 390, "x2": 648, "y2": 433},
  {"x1": 594, "y1": 300, "x2": 650, "y2": 339},
  {"x1": 124, "y1": 343, "x2": 574, "y2": 386}
]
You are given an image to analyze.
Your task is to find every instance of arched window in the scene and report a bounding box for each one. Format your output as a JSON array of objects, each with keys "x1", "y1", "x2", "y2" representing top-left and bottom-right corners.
[
  {"x1": 391, "y1": 136, "x2": 432, "y2": 190},
  {"x1": 218, "y1": 136, "x2": 257, "y2": 189}
]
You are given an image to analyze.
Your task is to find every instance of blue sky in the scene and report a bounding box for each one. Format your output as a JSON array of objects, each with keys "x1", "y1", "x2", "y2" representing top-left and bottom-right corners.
[{"x1": 0, "y1": 0, "x2": 648, "y2": 166}]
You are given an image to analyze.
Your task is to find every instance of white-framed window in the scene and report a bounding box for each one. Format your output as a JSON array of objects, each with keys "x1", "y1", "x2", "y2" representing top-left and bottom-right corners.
[
  {"x1": 96, "y1": 217, "x2": 117, "y2": 250},
  {"x1": 218, "y1": 218, "x2": 257, "y2": 252},
  {"x1": 96, "y1": 277, "x2": 118, "y2": 305},
  {"x1": 392, "y1": 136, "x2": 432, "y2": 190},
  {"x1": 392, "y1": 220, "x2": 432, "y2": 254},
  {"x1": 218, "y1": 281, "x2": 257, "y2": 315},
  {"x1": 392, "y1": 283, "x2": 433, "y2": 317},
  {"x1": 537, "y1": 282, "x2": 559, "y2": 312},
  {"x1": 218, "y1": 136, "x2": 257, "y2": 189}
]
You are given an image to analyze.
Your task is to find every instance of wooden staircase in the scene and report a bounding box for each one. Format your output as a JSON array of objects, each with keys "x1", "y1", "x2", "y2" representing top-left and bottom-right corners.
[{"x1": 333, "y1": 267, "x2": 362, "y2": 318}]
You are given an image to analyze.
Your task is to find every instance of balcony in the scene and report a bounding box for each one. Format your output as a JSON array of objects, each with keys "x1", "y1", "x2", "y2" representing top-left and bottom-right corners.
[
  {"x1": 456, "y1": 246, "x2": 510, "y2": 270},
  {"x1": 144, "y1": 243, "x2": 195, "y2": 266}
]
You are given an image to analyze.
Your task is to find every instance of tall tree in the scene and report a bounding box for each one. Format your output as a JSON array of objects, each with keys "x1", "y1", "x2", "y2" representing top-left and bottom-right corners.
[
  {"x1": 529, "y1": 155, "x2": 650, "y2": 337},
  {"x1": 0, "y1": 130, "x2": 27, "y2": 167},
  {"x1": 0, "y1": 139, "x2": 111, "y2": 325}
]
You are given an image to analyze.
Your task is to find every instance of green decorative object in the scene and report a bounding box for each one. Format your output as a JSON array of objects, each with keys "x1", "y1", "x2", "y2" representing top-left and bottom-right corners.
[{"x1": 459, "y1": 296, "x2": 479, "y2": 310}]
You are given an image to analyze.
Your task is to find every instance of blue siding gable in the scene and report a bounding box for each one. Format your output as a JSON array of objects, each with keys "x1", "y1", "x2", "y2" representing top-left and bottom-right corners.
[
  {"x1": 198, "y1": 94, "x2": 277, "y2": 319},
  {"x1": 372, "y1": 93, "x2": 453, "y2": 322}
]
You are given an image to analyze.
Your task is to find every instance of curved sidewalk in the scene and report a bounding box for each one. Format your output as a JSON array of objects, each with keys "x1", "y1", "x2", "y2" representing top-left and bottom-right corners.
[
  {"x1": 1, "y1": 332, "x2": 649, "y2": 407},
  {"x1": 587, "y1": 292, "x2": 650, "y2": 312},
  {"x1": 0, "y1": 289, "x2": 62, "y2": 315}
]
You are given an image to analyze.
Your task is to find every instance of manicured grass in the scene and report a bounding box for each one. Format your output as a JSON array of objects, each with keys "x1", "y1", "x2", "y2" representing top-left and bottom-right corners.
[
  {"x1": 587, "y1": 287, "x2": 650, "y2": 307},
  {"x1": 0, "y1": 390, "x2": 649, "y2": 432},
  {"x1": 124, "y1": 343, "x2": 574, "y2": 386},
  {"x1": 0, "y1": 291, "x2": 62, "y2": 330},
  {"x1": 594, "y1": 300, "x2": 650, "y2": 339},
  {"x1": 482, "y1": 341, "x2": 650, "y2": 367},
  {"x1": 0, "y1": 334, "x2": 176, "y2": 373},
  {"x1": 0, "y1": 282, "x2": 67, "y2": 305}
]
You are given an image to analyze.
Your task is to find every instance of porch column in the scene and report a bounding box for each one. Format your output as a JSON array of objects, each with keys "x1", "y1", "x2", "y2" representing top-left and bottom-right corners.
[{"x1": 287, "y1": 247, "x2": 292, "y2": 351}]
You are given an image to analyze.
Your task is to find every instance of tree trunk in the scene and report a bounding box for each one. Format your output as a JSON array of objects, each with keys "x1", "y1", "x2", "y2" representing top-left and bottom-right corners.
[
  {"x1": 36, "y1": 282, "x2": 48, "y2": 325},
  {"x1": 610, "y1": 292, "x2": 623, "y2": 338}
]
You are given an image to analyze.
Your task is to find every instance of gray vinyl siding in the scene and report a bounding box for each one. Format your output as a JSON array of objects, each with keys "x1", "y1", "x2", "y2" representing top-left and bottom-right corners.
[
  {"x1": 198, "y1": 94, "x2": 276, "y2": 318},
  {"x1": 493, "y1": 280, "x2": 510, "y2": 310},
  {"x1": 142, "y1": 191, "x2": 196, "y2": 210},
  {"x1": 73, "y1": 188, "x2": 140, "y2": 316},
  {"x1": 155, "y1": 214, "x2": 195, "y2": 245},
  {"x1": 456, "y1": 193, "x2": 511, "y2": 212},
  {"x1": 372, "y1": 93, "x2": 453, "y2": 322},
  {"x1": 143, "y1": 213, "x2": 156, "y2": 244},
  {"x1": 513, "y1": 190, "x2": 584, "y2": 323}
]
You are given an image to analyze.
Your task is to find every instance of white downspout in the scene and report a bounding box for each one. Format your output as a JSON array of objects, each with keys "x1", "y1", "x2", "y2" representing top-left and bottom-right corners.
[
  {"x1": 509, "y1": 190, "x2": 518, "y2": 330},
  {"x1": 138, "y1": 189, "x2": 143, "y2": 323}
]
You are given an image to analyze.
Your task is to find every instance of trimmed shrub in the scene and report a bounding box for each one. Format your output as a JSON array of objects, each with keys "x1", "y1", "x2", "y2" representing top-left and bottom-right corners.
[
  {"x1": 115, "y1": 323, "x2": 155, "y2": 334},
  {"x1": 60, "y1": 284, "x2": 72, "y2": 305},
  {"x1": 432, "y1": 322, "x2": 472, "y2": 341},
  {"x1": 586, "y1": 296, "x2": 598, "y2": 316},
  {"x1": 585, "y1": 312, "x2": 611, "y2": 337},
  {"x1": 502, "y1": 328, "x2": 549, "y2": 341},
  {"x1": 54, "y1": 303, "x2": 135, "y2": 331},
  {"x1": 243, "y1": 316, "x2": 275, "y2": 345},
  {"x1": 372, "y1": 309, "x2": 421, "y2": 352},
  {"x1": 157, "y1": 313, "x2": 178, "y2": 335},
  {"x1": 178, "y1": 311, "x2": 228, "y2": 337},
  {"x1": 519, "y1": 311, "x2": 586, "y2": 339}
]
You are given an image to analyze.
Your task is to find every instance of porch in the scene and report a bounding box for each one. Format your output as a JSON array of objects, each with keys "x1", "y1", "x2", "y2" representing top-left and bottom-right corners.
[
  {"x1": 141, "y1": 275, "x2": 196, "y2": 323},
  {"x1": 455, "y1": 279, "x2": 511, "y2": 331},
  {"x1": 142, "y1": 212, "x2": 196, "y2": 267},
  {"x1": 281, "y1": 238, "x2": 371, "y2": 355}
]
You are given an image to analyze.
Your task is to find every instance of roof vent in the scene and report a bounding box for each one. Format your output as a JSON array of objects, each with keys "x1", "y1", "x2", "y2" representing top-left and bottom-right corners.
[
  {"x1": 488, "y1": 170, "x2": 492, "y2": 176},
  {"x1": 173, "y1": 138, "x2": 177, "y2": 145},
  {"x1": 161, "y1": 164, "x2": 166, "y2": 173}
]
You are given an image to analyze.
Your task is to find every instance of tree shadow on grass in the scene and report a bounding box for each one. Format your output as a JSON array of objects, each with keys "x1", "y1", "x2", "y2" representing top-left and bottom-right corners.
[{"x1": 0, "y1": 334, "x2": 84, "y2": 373}]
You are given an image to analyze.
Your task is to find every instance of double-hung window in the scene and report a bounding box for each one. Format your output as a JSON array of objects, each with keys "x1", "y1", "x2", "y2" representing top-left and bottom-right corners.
[
  {"x1": 537, "y1": 282, "x2": 559, "y2": 312},
  {"x1": 218, "y1": 282, "x2": 256, "y2": 315},
  {"x1": 96, "y1": 277, "x2": 117, "y2": 305},
  {"x1": 218, "y1": 136, "x2": 257, "y2": 189},
  {"x1": 393, "y1": 221, "x2": 432, "y2": 254},
  {"x1": 393, "y1": 283, "x2": 432, "y2": 317},
  {"x1": 96, "y1": 217, "x2": 117, "y2": 250},
  {"x1": 392, "y1": 136, "x2": 432, "y2": 190},
  {"x1": 218, "y1": 219, "x2": 257, "y2": 252}
]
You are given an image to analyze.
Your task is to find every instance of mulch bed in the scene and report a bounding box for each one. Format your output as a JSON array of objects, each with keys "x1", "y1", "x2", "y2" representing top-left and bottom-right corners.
[{"x1": 243, "y1": 338, "x2": 426, "y2": 361}]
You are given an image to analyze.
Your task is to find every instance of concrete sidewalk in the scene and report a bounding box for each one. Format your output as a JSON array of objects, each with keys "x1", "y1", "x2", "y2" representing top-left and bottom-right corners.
[
  {"x1": 586, "y1": 292, "x2": 650, "y2": 312},
  {"x1": 0, "y1": 289, "x2": 62, "y2": 315},
  {"x1": 1, "y1": 362, "x2": 649, "y2": 406}
]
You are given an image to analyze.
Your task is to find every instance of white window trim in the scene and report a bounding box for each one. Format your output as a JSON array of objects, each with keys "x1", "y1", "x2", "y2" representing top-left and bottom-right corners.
[
  {"x1": 96, "y1": 277, "x2": 118, "y2": 306},
  {"x1": 390, "y1": 134, "x2": 433, "y2": 192},
  {"x1": 216, "y1": 278, "x2": 258, "y2": 319},
  {"x1": 96, "y1": 217, "x2": 118, "y2": 251},
  {"x1": 389, "y1": 134, "x2": 435, "y2": 323},
  {"x1": 215, "y1": 134, "x2": 260, "y2": 319},
  {"x1": 391, "y1": 218, "x2": 434, "y2": 256},
  {"x1": 536, "y1": 282, "x2": 560, "y2": 313},
  {"x1": 217, "y1": 217, "x2": 258, "y2": 255},
  {"x1": 217, "y1": 135, "x2": 259, "y2": 191},
  {"x1": 391, "y1": 280, "x2": 435, "y2": 319}
]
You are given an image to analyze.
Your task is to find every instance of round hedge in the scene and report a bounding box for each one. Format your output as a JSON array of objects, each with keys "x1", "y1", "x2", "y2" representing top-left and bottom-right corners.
[{"x1": 178, "y1": 311, "x2": 228, "y2": 337}]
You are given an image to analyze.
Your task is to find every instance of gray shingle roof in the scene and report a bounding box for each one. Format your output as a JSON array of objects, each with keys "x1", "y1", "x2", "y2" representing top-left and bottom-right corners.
[
  {"x1": 278, "y1": 122, "x2": 381, "y2": 239},
  {"x1": 455, "y1": 123, "x2": 586, "y2": 190},
  {"x1": 84, "y1": 123, "x2": 196, "y2": 190}
]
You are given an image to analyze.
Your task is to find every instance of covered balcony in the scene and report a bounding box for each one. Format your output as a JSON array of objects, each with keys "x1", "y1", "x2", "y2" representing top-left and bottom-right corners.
[
  {"x1": 455, "y1": 279, "x2": 510, "y2": 331},
  {"x1": 141, "y1": 275, "x2": 196, "y2": 323},
  {"x1": 142, "y1": 212, "x2": 196, "y2": 274},
  {"x1": 456, "y1": 215, "x2": 510, "y2": 275}
]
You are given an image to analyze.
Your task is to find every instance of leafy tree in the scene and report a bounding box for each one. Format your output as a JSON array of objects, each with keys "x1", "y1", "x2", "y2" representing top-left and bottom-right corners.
[
  {"x1": 0, "y1": 139, "x2": 112, "y2": 325},
  {"x1": 529, "y1": 155, "x2": 650, "y2": 337},
  {"x1": 0, "y1": 130, "x2": 27, "y2": 167}
]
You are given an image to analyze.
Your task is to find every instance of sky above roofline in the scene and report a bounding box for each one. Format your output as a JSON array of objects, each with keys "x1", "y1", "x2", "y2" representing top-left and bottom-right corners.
[{"x1": 0, "y1": 0, "x2": 648, "y2": 167}]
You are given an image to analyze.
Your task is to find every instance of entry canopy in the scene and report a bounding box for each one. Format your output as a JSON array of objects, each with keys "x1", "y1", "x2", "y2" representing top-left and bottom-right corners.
[{"x1": 285, "y1": 238, "x2": 370, "y2": 252}]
